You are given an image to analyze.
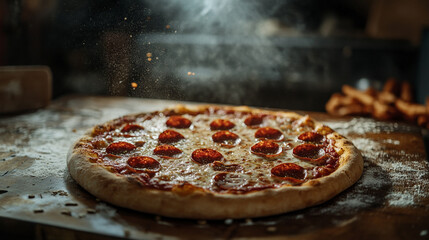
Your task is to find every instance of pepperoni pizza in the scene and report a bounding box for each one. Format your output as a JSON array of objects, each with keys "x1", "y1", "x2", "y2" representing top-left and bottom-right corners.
[{"x1": 67, "y1": 105, "x2": 363, "y2": 219}]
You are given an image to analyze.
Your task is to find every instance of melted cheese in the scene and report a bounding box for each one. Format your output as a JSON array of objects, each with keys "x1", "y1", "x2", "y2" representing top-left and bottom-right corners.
[{"x1": 92, "y1": 112, "x2": 331, "y2": 192}]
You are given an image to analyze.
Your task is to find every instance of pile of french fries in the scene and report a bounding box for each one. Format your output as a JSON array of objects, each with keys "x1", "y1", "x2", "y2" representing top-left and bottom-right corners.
[{"x1": 325, "y1": 78, "x2": 429, "y2": 128}]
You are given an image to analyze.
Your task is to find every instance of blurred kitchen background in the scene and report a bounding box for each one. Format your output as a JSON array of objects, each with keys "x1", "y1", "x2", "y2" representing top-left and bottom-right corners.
[{"x1": 1, "y1": 0, "x2": 428, "y2": 111}]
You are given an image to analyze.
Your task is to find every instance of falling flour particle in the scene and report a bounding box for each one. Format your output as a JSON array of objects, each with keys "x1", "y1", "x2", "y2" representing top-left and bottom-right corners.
[
  {"x1": 383, "y1": 139, "x2": 400, "y2": 145},
  {"x1": 224, "y1": 219, "x2": 233, "y2": 225}
]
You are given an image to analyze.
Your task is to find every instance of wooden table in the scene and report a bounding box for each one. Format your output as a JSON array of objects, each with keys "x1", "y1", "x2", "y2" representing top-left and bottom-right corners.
[{"x1": 1, "y1": 96, "x2": 428, "y2": 239}]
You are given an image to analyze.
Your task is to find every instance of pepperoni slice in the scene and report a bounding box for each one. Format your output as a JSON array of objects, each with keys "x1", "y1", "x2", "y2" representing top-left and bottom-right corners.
[
  {"x1": 213, "y1": 173, "x2": 248, "y2": 190},
  {"x1": 191, "y1": 148, "x2": 223, "y2": 164},
  {"x1": 244, "y1": 115, "x2": 264, "y2": 126},
  {"x1": 153, "y1": 145, "x2": 183, "y2": 157},
  {"x1": 121, "y1": 124, "x2": 144, "y2": 133},
  {"x1": 166, "y1": 116, "x2": 192, "y2": 128},
  {"x1": 271, "y1": 163, "x2": 305, "y2": 179},
  {"x1": 251, "y1": 140, "x2": 281, "y2": 155},
  {"x1": 106, "y1": 142, "x2": 136, "y2": 154},
  {"x1": 158, "y1": 129, "x2": 185, "y2": 143},
  {"x1": 210, "y1": 119, "x2": 235, "y2": 130},
  {"x1": 255, "y1": 127, "x2": 283, "y2": 140},
  {"x1": 127, "y1": 156, "x2": 161, "y2": 171},
  {"x1": 298, "y1": 131, "x2": 323, "y2": 142},
  {"x1": 212, "y1": 161, "x2": 243, "y2": 172},
  {"x1": 293, "y1": 143, "x2": 328, "y2": 164},
  {"x1": 211, "y1": 131, "x2": 240, "y2": 146}
]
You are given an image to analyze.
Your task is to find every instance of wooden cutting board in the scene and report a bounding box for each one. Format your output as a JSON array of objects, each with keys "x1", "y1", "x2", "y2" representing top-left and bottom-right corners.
[
  {"x1": 0, "y1": 95, "x2": 428, "y2": 240},
  {"x1": 0, "y1": 66, "x2": 52, "y2": 113}
]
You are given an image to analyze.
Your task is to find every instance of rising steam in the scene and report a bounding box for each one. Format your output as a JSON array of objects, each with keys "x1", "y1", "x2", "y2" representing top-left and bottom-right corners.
[{"x1": 139, "y1": 0, "x2": 298, "y2": 106}]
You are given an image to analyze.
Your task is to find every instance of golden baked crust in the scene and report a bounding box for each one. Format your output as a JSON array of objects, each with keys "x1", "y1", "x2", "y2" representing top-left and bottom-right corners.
[{"x1": 67, "y1": 105, "x2": 363, "y2": 219}]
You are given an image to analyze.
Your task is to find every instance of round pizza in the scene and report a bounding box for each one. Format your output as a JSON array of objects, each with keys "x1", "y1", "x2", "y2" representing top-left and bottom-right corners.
[{"x1": 67, "y1": 105, "x2": 363, "y2": 219}]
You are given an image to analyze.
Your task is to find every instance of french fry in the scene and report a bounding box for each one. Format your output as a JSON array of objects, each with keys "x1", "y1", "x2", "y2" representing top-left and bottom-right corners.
[
  {"x1": 378, "y1": 91, "x2": 397, "y2": 105},
  {"x1": 342, "y1": 85, "x2": 375, "y2": 107},
  {"x1": 326, "y1": 93, "x2": 360, "y2": 116},
  {"x1": 325, "y1": 93, "x2": 369, "y2": 116},
  {"x1": 395, "y1": 99, "x2": 427, "y2": 122},
  {"x1": 400, "y1": 81, "x2": 413, "y2": 102},
  {"x1": 326, "y1": 80, "x2": 428, "y2": 128},
  {"x1": 372, "y1": 100, "x2": 398, "y2": 121},
  {"x1": 365, "y1": 87, "x2": 378, "y2": 98},
  {"x1": 340, "y1": 95, "x2": 362, "y2": 106},
  {"x1": 382, "y1": 78, "x2": 400, "y2": 95},
  {"x1": 337, "y1": 104, "x2": 369, "y2": 116}
]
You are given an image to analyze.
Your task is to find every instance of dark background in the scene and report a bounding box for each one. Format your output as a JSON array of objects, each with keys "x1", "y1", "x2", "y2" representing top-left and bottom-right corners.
[{"x1": 1, "y1": 0, "x2": 428, "y2": 111}]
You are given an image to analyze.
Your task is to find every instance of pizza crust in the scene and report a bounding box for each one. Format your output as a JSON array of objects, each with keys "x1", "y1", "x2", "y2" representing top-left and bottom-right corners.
[{"x1": 67, "y1": 105, "x2": 363, "y2": 219}]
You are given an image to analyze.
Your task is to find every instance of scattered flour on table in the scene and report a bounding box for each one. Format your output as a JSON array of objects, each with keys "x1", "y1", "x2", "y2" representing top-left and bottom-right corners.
[
  {"x1": 2, "y1": 110, "x2": 428, "y2": 213},
  {"x1": 351, "y1": 137, "x2": 428, "y2": 208},
  {"x1": 0, "y1": 107, "x2": 137, "y2": 179},
  {"x1": 325, "y1": 117, "x2": 417, "y2": 134},
  {"x1": 312, "y1": 119, "x2": 429, "y2": 214}
]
